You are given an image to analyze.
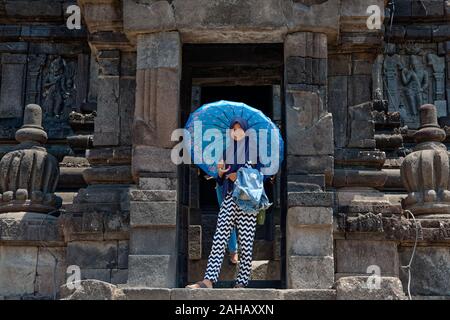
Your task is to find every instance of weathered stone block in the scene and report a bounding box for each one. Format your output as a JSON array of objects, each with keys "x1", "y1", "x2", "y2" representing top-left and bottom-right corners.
[
  {"x1": 287, "y1": 155, "x2": 334, "y2": 179},
  {"x1": 284, "y1": 32, "x2": 306, "y2": 58},
  {"x1": 0, "y1": 212, "x2": 62, "y2": 242},
  {"x1": 0, "y1": 246, "x2": 37, "y2": 296},
  {"x1": 335, "y1": 276, "x2": 407, "y2": 300},
  {"x1": 137, "y1": 32, "x2": 180, "y2": 69},
  {"x1": 288, "y1": 207, "x2": 333, "y2": 226},
  {"x1": 286, "y1": 56, "x2": 306, "y2": 83},
  {"x1": 129, "y1": 227, "x2": 176, "y2": 255},
  {"x1": 288, "y1": 174, "x2": 325, "y2": 189},
  {"x1": 285, "y1": 90, "x2": 333, "y2": 156},
  {"x1": 347, "y1": 75, "x2": 372, "y2": 107},
  {"x1": 287, "y1": 226, "x2": 333, "y2": 256},
  {"x1": 83, "y1": 166, "x2": 133, "y2": 185},
  {"x1": 333, "y1": 169, "x2": 387, "y2": 188},
  {"x1": 130, "y1": 201, "x2": 177, "y2": 227},
  {"x1": 348, "y1": 102, "x2": 375, "y2": 148},
  {"x1": 287, "y1": 255, "x2": 334, "y2": 289},
  {"x1": 60, "y1": 280, "x2": 125, "y2": 300},
  {"x1": 121, "y1": 287, "x2": 171, "y2": 300},
  {"x1": 133, "y1": 68, "x2": 180, "y2": 149},
  {"x1": 188, "y1": 225, "x2": 202, "y2": 260},
  {"x1": 123, "y1": 0, "x2": 176, "y2": 34},
  {"x1": 34, "y1": 247, "x2": 67, "y2": 298},
  {"x1": 336, "y1": 240, "x2": 399, "y2": 276},
  {"x1": 139, "y1": 177, "x2": 177, "y2": 190},
  {"x1": 67, "y1": 241, "x2": 118, "y2": 269},
  {"x1": 399, "y1": 247, "x2": 450, "y2": 296},
  {"x1": 5, "y1": 0, "x2": 62, "y2": 17},
  {"x1": 132, "y1": 146, "x2": 177, "y2": 179},
  {"x1": 127, "y1": 255, "x2": 176, "y2": 288},
  {"x1": 81, "y1": 269, "x2": 111, "y2": 283},
  {"x1": 171, "y1": 288, "x2": 281, "y2": 300},
  {"x1": 328, "y1": 75, "x2": 348, "y2": 147},
  {"x1": 111, "y1": 269, "x2": 128, "y2": 285},
  {"x1": 288, "y1": 192, "x2": 334, "y2": 207},
  {"x1": 282, "y1": 289, "x2": 336, "y2": 300},
  {"x1": 118, "y1": 241, "x2": 129, "y2": 269},
  {"x1": 130, "y1": 190, "x2": 177, "y2": 202},
  {"x1": 0, "y1": 54, "x2": 26, "y2": 119},
  {"x1": 328, "y1": 54, "x2": 351, "y2": 76}
]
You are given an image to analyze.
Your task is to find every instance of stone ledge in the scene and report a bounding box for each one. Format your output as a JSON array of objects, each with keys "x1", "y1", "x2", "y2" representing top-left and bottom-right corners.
[
  {"x1": 288, "y1": 192, "x2": 334, "y2": 207},
  {"x1": 62, "y1": 281, "x2": 339, "y2": 300}
]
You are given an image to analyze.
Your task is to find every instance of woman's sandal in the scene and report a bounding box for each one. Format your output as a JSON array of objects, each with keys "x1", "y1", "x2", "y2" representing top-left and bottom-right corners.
[
  {"x1": 185, "y1": 280, "x2": 213, "y2": 289},
  {"x1": 233, "y1": 283, "x2": 245, "y2": 289}
]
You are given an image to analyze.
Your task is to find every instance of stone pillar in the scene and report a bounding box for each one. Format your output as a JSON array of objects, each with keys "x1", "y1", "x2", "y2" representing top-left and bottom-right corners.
[
  {"x1": 127, "y1": 31, "x2": 181, "y2": 288},
  {"x1": 284, "y1": 32, "x2": 335, "y2": 289},
  {"x1": 63, "y1": 43, "x2": 136, "y2": 285}
]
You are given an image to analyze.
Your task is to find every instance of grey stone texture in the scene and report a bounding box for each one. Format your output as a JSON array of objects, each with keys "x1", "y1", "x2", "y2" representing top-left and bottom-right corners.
[
  {"x1": 399, "y1": 247, "x2": 450, "y2": 296},
  {"x1": 335, "y1": 276, "x2": 407, "y2": 300},
  {"x1": 335, "y1": 240, "x2": 399, "y2": 276},
  {"x1": 287, "y1": 256, "x2": 334, "y2": 289},
  {"x1": 127, "y1": 255, "x2": 176, "y2": 288}
]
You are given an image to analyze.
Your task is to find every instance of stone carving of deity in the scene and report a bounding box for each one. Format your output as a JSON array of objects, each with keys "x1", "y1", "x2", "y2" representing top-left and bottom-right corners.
[
  {"x1": 398, "y1": 55, "x2": 429, "y2": 116},
  {"x1": 42, "y1": 56, "x2": 76, "y2": 119}
]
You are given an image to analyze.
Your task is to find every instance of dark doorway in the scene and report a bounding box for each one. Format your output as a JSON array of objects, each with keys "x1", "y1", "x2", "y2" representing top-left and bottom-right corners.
[{"x1": 178, "y1": 44, "x2": 285, "y2": 289}]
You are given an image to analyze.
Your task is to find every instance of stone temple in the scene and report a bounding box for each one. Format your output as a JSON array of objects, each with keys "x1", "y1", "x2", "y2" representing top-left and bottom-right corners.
[{"x1": 0, "y1": 0, "x2": 449, "y2": 300}]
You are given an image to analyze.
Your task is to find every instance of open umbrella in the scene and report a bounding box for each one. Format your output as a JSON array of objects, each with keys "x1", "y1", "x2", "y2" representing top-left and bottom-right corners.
[{"x1": 184, "y1": 100, "x2": 284, "y2": 178}]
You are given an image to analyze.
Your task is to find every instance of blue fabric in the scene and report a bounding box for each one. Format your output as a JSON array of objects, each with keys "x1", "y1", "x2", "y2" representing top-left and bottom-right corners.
[
  {"x1": 232, "y1": 167, "x2": 272, "y2": 215},
  {"x1": 184, "y1": 100, "x2": 284, "y2": 178},
  {"x1": 216, "y1": 183, "x2": 238, "y2": 253},
  {"x1": 228, "y1": 228, "x2": 238, "y2": 253}
]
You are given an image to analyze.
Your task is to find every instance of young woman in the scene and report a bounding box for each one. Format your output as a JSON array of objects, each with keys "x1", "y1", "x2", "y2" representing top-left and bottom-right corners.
[{"x1": 187, "y1": 117, "x2": 264, "y2": 289}]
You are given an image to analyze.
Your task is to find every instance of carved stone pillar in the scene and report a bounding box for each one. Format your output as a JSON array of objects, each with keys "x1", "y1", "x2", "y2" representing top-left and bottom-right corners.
[
  {"x1": 284, "y1": 32, "x2": 335, "y2": 289},
  {"x1": 401, "y1": 104, "x2": 450, "y2": 216},
  {"x1": 127, "y1": 31, "x2": 181, "y2": 288}
]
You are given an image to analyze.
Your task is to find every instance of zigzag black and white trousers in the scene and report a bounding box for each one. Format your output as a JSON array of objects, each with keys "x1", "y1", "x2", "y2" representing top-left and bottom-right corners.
[{"x1": 204, "y1": 193, "x2": 257, "y2": 286}]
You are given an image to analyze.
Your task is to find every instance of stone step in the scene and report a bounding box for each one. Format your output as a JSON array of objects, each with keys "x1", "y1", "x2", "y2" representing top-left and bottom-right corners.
[{"x1": 118, "y1": 287, "x2": 337, "y2": 300}]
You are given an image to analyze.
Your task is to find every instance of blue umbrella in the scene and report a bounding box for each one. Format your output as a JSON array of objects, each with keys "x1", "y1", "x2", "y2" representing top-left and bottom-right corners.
[{"x1": 184, "y1": 100, "x2": 284, "y2": 178}]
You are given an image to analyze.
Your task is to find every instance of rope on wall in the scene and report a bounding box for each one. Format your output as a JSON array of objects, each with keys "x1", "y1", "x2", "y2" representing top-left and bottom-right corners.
[{"x1": 401, "y1": 209, "x2": 420, "y2": 300}]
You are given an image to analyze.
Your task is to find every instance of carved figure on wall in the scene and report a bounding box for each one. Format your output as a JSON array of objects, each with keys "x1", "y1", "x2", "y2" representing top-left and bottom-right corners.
[
  {"x1": 381, "y1": 44, "x2": 447, "y2": 129},
  {"x1": 42, "y1": 56, "x2": 76, "y2": 119},
  {"x1": 398, "y1": 55, "x2": 428, "y2": 117}
]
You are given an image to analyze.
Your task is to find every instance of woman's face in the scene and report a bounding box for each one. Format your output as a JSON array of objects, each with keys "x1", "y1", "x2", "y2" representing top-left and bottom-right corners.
[{"x1": 230, "y1": 122, "x2": 245, "y2": 141}]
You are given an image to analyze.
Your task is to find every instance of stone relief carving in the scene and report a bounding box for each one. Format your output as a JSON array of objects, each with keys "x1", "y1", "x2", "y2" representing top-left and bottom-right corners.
[
  {"x1": 42, "y1": 55, "x2": 77, "y2": 120},
  {"x1": 380, "y1": 45, "x2": 447, "y2": 129}
]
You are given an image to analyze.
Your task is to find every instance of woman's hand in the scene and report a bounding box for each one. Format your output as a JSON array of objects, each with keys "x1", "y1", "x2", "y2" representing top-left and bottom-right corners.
[
  {"x1": 217, "y1": 160, "x2": 229, "y2": 178},
  {"x1": 227, "y1": 172, "x2": 237, "y2": 182}
]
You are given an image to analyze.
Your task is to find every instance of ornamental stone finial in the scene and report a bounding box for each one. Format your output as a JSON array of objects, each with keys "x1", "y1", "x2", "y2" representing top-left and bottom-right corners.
[
  {"x1": 0, "y1": 104, "x2": 61, "y2": 214},
  {"x1": 401, "y1": 104, "x2": 450, "y2": 216}
]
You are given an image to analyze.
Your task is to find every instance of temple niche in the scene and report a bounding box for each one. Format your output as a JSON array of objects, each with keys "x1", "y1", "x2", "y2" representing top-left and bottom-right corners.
[{"x1": 381, "y1": 45, "x2": 447, "y2": 129}]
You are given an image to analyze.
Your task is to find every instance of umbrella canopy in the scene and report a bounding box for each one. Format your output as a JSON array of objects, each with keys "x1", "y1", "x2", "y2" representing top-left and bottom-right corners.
[{"x1": 184, "y1": 100, "x2": 284, "y2": 178}]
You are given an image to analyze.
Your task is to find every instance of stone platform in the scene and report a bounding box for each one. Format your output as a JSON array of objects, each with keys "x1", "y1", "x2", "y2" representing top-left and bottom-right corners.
[{"x1": 58, "y1": 277, "x2": 411, "y2": 300}]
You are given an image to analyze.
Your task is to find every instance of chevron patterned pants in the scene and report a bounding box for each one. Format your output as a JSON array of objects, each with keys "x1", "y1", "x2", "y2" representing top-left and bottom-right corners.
[{"x1": 204, "y1": 193, "x2": 257, "y2": 286}]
